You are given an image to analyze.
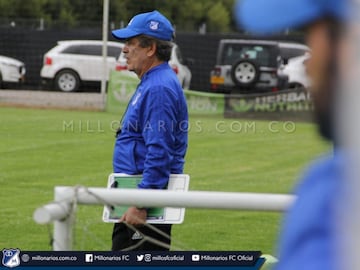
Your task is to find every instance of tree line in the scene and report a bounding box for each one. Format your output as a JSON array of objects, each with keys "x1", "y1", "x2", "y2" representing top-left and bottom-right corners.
[{"x1": 0, "y1": 0, "x2": 238, "y2": 32}]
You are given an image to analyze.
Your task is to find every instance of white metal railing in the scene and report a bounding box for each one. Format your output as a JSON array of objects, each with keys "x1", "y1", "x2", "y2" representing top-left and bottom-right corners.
[{"x1": 33, "y1": 186, "x2": 295, "y2": 250}]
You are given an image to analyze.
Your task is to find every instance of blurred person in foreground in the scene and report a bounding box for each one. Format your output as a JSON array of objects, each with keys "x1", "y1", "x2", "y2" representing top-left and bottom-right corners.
[
  {"x1": 236, "y1": 0, "x2": 351, "y2": 269},
  {"x1": 111, "y1": 10, "x2": 188, "y2": 250}
]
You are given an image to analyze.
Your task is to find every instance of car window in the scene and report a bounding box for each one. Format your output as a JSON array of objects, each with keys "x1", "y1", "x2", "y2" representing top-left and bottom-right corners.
[
  {"x1": 61, "y1": 44, "x2": 120, "y2": 57},
  {"x1": 61, "y1": 45, "x2": 82, "y2": 54},
  {"x1": 61, "y1": 45, "x2": 101, "y2": 56},
  {"x1": 220, "y1": 43, "x2": 278, "y2": 66},
  {"x1": 280, "y1": 47, "x2": 308, "y2": 60},
  {"x1": 108, "y1": 46, "x2": 122, "y2": 58},
  {"x1": 80, "y1": 45, "x2": 102, "y2": 56}
]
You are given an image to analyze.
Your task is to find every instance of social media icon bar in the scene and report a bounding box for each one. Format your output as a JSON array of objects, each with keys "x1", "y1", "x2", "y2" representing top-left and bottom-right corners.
[{"x1": 1, "y1": 250, "x2": 262, "y2": 267}]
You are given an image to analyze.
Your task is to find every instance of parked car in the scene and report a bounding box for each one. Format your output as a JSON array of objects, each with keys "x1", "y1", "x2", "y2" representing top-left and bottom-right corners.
[
  {"x1": 40, "y1": 40, "x2": 124, "y2": 92},
  {"x1": 210, "y1": 39, "x2": 309, "y2": 94},
  {"x1": 278, "y1": 42, "x2": 310, "y2": 63},
  {"x1": 0, "y1": 55, "x2": 26, "y2": 89},
  {"x1": 116, "y1": 43, "x2": 192, "y2": 89},
  {"x1": 279, "y1": 53, "x2": 311, "y2": 89}
]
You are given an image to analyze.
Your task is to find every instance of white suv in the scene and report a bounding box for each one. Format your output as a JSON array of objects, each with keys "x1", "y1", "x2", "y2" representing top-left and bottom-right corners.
[
  {"x1": 40, "y1": 40, "x2": 124, "y2": 92},
  {"x1": 0, "y1": 55, "x2": 26, "y2": 88},
  {"x1": 116, "y1": 43, "x2": 192, "y2": 89}
]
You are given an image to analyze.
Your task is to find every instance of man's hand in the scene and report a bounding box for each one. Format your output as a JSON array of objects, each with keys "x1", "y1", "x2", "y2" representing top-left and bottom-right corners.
[{"x1": 119, "y1": 206, "x2": 147, "y2": 226}]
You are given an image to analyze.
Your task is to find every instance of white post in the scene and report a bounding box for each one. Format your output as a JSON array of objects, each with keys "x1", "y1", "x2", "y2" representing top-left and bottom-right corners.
[
  {"x1": 101, "y1": 0, "x2": 109, "y2": 108},
  {"x1": 52, "y1": 187, "x2": 75, "y2": 251},
  {"x1": 39, "y1": 18, "x2": 44, "y2": 31}
]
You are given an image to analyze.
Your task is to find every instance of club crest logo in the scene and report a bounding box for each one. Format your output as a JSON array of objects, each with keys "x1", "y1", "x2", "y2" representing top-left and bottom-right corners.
[
  {"x1": 149, "y1": 21, "x2": 159, "y2": 30},
  {"x1": 2, "y1": 249, "x2": 20, "y2": 268}
]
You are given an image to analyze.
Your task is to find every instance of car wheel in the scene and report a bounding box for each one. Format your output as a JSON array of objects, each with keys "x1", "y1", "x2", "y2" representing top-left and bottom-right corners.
[
  {"x1": 55, "y1": 70, "x2": 80, "y2": 92},
  {"x1": 231, "y1": 60, "x2": 259, "y2": 87}
]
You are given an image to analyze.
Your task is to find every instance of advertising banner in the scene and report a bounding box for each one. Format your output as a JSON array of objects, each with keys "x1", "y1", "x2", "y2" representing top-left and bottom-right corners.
[
  {"x1": 106, "y1": 72, "x2": 312, "y2": 121},
  {"x1": 224, "y1": 88, "x2": 313, "y2": 121},
  {"x1": 106, "y1": 71, "x2": 225, "y2": 116},
  {"x1": 106, "y1": 71, "x2": 139, "y2": 114},
  {"x1": 184, "y1": 90, "x2": 225, "y2": 115}
]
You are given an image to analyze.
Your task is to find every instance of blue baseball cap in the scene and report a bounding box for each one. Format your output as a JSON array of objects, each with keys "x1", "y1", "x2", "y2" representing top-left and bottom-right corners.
[
  {"x1": 235, "y1": 0, "x2": 348, "y2": 34},
  {"x1": 112, "y1": 10, "x2": 174, "y2": 41}
]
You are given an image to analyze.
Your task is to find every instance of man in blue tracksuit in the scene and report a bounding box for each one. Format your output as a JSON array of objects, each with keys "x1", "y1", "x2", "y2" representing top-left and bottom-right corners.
[{"x1": 111, "y1": 10, "x2": 188, "y2": 251}]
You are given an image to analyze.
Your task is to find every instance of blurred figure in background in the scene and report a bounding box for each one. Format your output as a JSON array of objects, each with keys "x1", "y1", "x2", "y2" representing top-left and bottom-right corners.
[{"x1": 235, "y1": 0, "x2": 352, "y2": 269}]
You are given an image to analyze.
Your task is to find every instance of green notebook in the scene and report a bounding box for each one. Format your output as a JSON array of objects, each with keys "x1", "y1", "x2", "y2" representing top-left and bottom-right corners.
[{"x1": 108, "y1": 175, "x2": 165, "y2": 221}]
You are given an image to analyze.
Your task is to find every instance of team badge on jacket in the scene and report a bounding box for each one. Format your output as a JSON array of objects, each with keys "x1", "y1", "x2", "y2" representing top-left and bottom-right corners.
[{"x1": 2, "y1": 249, "x2": 20, "y2": 268}]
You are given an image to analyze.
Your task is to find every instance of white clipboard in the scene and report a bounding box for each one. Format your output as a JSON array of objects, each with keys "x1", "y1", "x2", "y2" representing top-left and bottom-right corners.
[{"x1": 102, "y1": 173, "x2": 190, "y2": 224}]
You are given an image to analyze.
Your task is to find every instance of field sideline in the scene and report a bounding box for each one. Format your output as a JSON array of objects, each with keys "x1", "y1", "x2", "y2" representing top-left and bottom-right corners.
[{"x1": 0, "y1": 106, "x2": 330, "y2": 253}]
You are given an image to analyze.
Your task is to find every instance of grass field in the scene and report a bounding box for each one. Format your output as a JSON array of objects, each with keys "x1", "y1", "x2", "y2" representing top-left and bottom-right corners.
[{"x1": 0, "y1": 106, "x2": 330, "y2": 253}]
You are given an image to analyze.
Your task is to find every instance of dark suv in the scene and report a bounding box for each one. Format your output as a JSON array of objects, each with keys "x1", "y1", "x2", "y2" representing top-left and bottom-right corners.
[{"x1": 210, "y1": 39, "x2": 308, "y2": 94}]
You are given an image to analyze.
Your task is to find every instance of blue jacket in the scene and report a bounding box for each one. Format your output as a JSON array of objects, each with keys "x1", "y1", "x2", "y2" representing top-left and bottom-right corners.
[
  {"x1": 113, "y1": 63, "x2": 188, "y2": 189},
  {"x1": 275, "y1": 152, "x2": 344, "y2": 270}
]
